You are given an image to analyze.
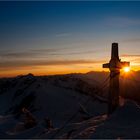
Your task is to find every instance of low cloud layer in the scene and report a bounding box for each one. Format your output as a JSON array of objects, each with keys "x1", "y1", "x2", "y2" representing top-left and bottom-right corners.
[
  {"x1": 0, "y1": 48, "x2": 96, "y2": 59},
  {"x1": 0, "y1": 59, "x2": 104, "y2": 70},
  {"x1": 121, "y1": 54, "x2": 140, "y2": 57}
]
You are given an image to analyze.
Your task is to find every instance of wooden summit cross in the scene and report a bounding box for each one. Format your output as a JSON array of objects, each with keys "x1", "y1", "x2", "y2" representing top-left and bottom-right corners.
[{"x1": 103, "y1": 43, "x2": 130, "y2": 115}]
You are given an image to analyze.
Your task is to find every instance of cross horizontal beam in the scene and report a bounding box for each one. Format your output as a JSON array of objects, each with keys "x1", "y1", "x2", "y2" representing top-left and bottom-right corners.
[{"x1": 103, "y1": 61, "x2": 130, "y2": 69}]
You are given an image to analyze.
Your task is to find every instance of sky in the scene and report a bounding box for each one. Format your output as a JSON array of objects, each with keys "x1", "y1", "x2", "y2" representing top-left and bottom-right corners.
[{"x1": 1, "y1": 1, "x2": 140, "y2": 77}]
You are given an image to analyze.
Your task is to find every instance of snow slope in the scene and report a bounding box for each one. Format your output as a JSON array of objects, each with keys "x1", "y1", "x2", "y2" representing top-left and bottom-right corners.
[
  {"x1": 37, "y1": 101, "x2": 140, "y2": 139},
  {"x1": 0, "y1": 73, "x2": 140, "y2": 139},
  {"x1": 90, "y1": 100, "x2": 140, "y2": 139},
  {"x1": 0, "y1": 73, "x2": 107, "y2": 138}
]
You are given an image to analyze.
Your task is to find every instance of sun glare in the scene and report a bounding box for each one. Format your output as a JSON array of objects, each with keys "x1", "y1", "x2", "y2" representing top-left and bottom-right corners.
[{"x1": 123, "y1": 67, "x2": 130, "y2": 73}]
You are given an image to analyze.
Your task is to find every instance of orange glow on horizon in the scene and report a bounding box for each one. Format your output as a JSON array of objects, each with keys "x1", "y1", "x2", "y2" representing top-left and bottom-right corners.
[
  {"x1": 0, "y1": 66, "x2": 101, "y2": 78},
  {"x1": 0, "y1": 63, "x2": 140, "y2": 78}
]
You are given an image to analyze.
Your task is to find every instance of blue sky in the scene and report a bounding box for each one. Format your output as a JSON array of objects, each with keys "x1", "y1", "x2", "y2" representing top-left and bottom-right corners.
[{"x1": 1, "y1": 1, "x2": 140, "y2": 76}]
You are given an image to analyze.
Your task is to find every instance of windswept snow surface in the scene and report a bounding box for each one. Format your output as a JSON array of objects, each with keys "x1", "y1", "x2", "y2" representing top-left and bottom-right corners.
[
  {"x1": 37, "y1": 101, "x2": 140, "y2": 139},
  {"x1": 90, "y1": 101, "x2": 140, "y2": 139}
]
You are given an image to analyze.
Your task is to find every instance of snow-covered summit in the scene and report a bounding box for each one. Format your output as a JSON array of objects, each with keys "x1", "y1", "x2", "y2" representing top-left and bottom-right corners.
[
  {"x1": 0, "y1": 73, "x2": 140, "y2": 139},
  {"x1": 91, "y1": 101, "x2": 140, "y2": 139}
]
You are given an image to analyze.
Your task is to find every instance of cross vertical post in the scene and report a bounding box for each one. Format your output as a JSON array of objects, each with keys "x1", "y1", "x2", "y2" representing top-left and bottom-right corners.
[{"x1": 103, "y1": 43, "x2": 130, "y2": 115}]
